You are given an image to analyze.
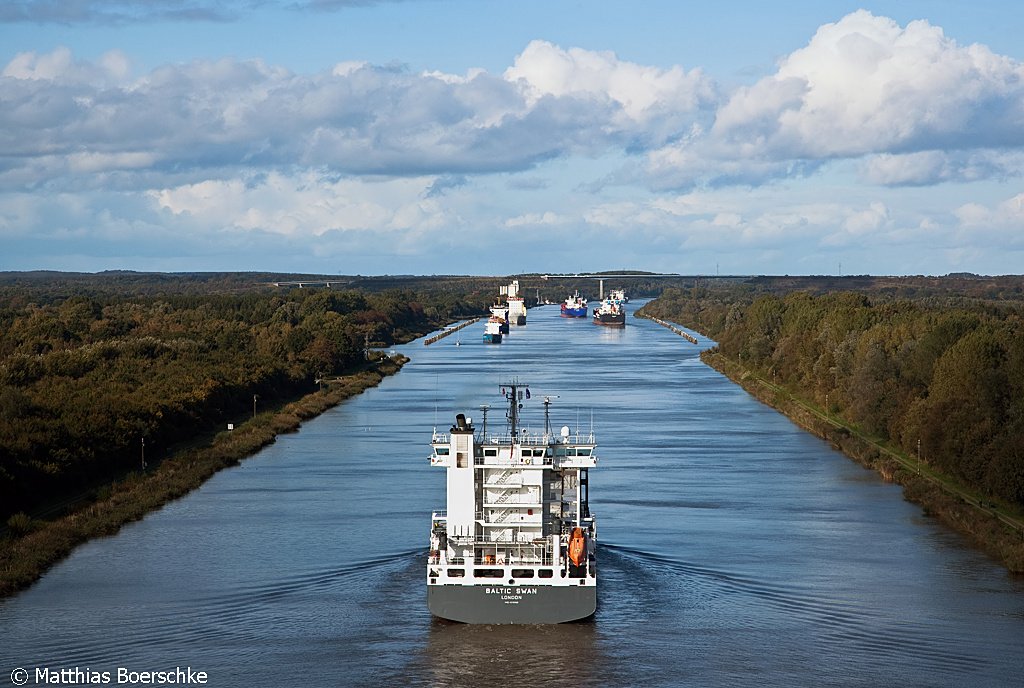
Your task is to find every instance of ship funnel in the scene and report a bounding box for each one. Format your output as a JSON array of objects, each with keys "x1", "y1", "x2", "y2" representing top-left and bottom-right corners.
[{"x1": 455, "y1": 413, "x2": 468, "y2": 430}]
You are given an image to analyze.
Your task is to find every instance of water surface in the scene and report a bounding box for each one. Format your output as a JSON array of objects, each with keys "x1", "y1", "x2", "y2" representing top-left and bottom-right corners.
[{"x1": 4, "y1": 301, "x2": 1023, "y2": 687}]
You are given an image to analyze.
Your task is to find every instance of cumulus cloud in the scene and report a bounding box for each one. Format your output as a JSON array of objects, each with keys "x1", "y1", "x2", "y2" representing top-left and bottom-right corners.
[
  {"x1": 505, "y1": 40, "x2": 715, "y2": 139},
  {"x1": 716, "y1": 10, "x2": 1024, "y2": 156},
  {"x1": 954, "y1": 193, "x2": 1024, "y2": 231},
  {"x1": 149, "y1": 170, "x2": 448, "y2": 237},
  {"x1": 0, "y1": 42, "x2": 715, "y2": 192},
  {"x1": 859, "y1": 151, "x2": 1023, "y2": 186},
  {"x1": 638, "y1": 10, "x2": 1024, "y2": 190}
]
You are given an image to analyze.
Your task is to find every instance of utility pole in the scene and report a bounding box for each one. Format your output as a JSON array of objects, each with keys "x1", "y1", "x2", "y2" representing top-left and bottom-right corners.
[
  {"x1": 253, "y1": 394, "x2": 258, "y2": 419},
  {"x1": 141, "y1": 436, "x2": 146, "y2": 471}
]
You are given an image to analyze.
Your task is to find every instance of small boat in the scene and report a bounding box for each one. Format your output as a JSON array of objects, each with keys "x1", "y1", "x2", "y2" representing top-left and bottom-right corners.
[
  {"x1": 560, "y1": 290, "x2": 588, "y2": 318},
  {"x1": 483, "y1": 318, "x2": 504, "y2": 343}
]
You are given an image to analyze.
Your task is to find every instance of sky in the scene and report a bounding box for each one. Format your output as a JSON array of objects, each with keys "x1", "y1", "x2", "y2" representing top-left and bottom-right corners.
[{"x1": 1, "y1": 1, "x2": 1023, "y2": 276}]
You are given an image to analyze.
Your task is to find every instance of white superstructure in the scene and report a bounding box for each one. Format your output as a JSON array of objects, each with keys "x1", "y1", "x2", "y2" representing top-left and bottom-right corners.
[{"x1": 500, "y1": 279, "x2": 527, "y2": 325}]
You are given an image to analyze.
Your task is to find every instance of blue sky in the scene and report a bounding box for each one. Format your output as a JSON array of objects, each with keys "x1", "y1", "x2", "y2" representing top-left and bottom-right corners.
[{"x1": 2, "y1": 1, "x2": 1023, "y2": 276}]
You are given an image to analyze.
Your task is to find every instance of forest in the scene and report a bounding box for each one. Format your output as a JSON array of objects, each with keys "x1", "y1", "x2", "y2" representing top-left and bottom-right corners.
[
  {"x1": 640, "y1": 276, "x2": 1024, "y2": 511},
  {"x1": 0, "y1": 273, "x2": 496, "y2": 522}
]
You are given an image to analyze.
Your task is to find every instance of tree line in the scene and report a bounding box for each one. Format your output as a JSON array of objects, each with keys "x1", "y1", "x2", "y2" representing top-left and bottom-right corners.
[
  {"x1": 0, "y1": 276, "x2": 493, "y2": 520},
  {"x1": 641, "y1": 280, "x2": 1024, "y2": 510}
]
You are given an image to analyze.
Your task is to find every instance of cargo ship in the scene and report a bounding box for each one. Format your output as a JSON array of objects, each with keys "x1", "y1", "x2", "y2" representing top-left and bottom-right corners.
[
  {"x1": 592, "y1": 298, "x2": 626, "y2": 327},
  {"x1": 560, "y1": 291, "x2": 588, "y2": 318},
  {"x1": 426, "y1": 381, "x2": 598, "y2": 623},
  {"x1": 501, "y1": 279, "x2": 527, "y2": 325},
  {"x1": 489, "y1": 304, "x2": 510, "y2": 333},
  {"x1": 482, "y1": 318, "x2": 504, "y2": 343}
]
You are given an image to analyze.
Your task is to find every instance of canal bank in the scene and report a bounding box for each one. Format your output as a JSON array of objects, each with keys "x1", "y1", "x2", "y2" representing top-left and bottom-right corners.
[
  {"x1": 0, "y1": 355, "x2": 409, "y2": 598},
  {"x1": 700, "y1": 348, "x2": 1024, "y2": 573}
]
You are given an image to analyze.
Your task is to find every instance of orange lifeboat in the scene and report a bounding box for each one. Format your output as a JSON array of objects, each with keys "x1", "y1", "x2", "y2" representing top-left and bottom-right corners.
[{"x1": 568, "y1": 527, "x2": 586, "y2": 567}]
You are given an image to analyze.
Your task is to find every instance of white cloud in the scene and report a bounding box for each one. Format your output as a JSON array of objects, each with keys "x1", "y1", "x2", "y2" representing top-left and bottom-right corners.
[
  {"x1": 0, "y1": 42, "x2": 715, "y2": 193},
  {"x1": 954, "y1": 192, "x2": 1024, "y2": 231},
  {"x1": 505, "y1": 211, "x2": 567, "y2": 228},
  {"x1": 638, "y1": 10, "x2": 1024, "y2": 191},
  {"x1": 860, "y1": 150, "x2": 1023, "y2": 186},
  {"x1": 717, "y1": 10, "x2": 1024, "y2": 157},
  {"x1": 505, "y1": 40, "x2": 714, "y2": 124},
  {"x1": 149, "y1": 170, "x2": 445, "y2": 236}
]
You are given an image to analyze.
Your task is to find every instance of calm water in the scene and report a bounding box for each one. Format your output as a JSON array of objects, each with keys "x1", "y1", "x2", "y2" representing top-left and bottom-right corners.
[{"x1": 4, "y1": 301, "x2": 1023, "y2": 687}]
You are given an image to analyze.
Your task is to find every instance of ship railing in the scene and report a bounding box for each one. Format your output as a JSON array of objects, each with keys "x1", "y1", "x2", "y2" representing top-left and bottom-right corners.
[
  {"x1": 477, "y1": 431, "x2": 596, "y2": 446},
  {"x1": 466, "y1": 540, "x2": 555, "y2": 566}
]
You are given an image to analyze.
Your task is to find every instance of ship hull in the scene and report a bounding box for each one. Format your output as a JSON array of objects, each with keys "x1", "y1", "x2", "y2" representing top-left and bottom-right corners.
[
  {"x1": 482, "y1": 333, "x2": 502, "y2": 343},
  {"x1": 428, "y1": 584, "x2": 596, "y2": 624},
  {"x1": 560, "y1": 305, "x2": 587, "y2": 318},
  {"x1": 593, "y1": 312, "x2": 626, "y2": 327}
]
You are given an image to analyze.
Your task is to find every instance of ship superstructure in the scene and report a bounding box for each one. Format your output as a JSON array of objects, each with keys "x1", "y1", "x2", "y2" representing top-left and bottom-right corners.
[
  {"x1": 592, "y1": 297, "x2": 626, "y2": 327},
  {"x1": 607, "y1": 289, "x2": 628, "y2": 304},
  {"x1": 427, "y1": 381, "x2": 598, "y2": 624},
  {"x1": 500, "y1": 279, "x2": 527, "y2": 326}
]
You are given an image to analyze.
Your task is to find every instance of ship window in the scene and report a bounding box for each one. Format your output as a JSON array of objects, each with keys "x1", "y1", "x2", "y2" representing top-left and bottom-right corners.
[
  {"x1": 565, "y1": 448, "x2": 577, "y2": 457},
  {"x1": 554, "y1": 447, "x2": 567, "y2": 457},
  {"x1": 447, "y1": 569, "x2": 465, "y2": 577},
  {"x1": 577, "y1": 448, "x2": 592, "y2": 457},
  {"x1": 484, "y1": 448, "x2": 497, "y2": 457},
  {"x1": 532, "y1": 449, "x2": 545, "y2": 457},
  {"x1": 457, "y1": 452, "x2": 468, "y2": 468},
  {"x1": 510, "y1": 569, "x2": 534, "y2": 579},
  {"x1": 538, "y1": 569, "x2": 554, "y2": 578},
  {"x1": 473, "y1": 568, "x2": 504, "y2": 578},
  {"x1": 435, "y1": 447, "x2": 449, "y2": 456}
]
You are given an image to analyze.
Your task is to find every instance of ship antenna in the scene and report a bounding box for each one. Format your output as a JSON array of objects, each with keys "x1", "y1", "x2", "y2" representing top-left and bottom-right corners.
[
  {"x1": 543, "y1": 396, "x2": 560, "y2": 438},
  {"x1": 432, "y1": 374, "x2": 438, "y2": 439},
  {"x1": 480, "y1": 404, "x2": 489, "y2": 440}
]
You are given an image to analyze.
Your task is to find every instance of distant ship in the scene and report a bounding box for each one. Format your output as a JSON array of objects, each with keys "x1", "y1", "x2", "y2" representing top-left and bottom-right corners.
[
  {"x1": 560, "y1": 290, "x2": 588, "y2": 318},
  {"x1": 592, "y1": 298, "x2": 626, "y2": 327},
  {"x1": 501, "y1": 280, "x2": 527, "y2": 326},
  {"x1": 483, "y1": 318, "x2": 504, "y2": 343},
  {"x1": 490, "y1": 304, "x2": 510, "y2": 333},
  {"x1": 427, "y1": 381, "x2": 598, "y2": 623}
]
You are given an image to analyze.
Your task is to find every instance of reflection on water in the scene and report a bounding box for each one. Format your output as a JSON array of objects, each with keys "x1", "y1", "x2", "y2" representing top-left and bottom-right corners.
[{"x1": 3, "y1": 301, "x2": 1024, "y2": 688}]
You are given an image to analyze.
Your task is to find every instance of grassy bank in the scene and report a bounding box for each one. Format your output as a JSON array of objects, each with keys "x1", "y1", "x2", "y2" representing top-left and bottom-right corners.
[
  {"x1": 0, "y1": 355, "x2": 408, "y2": 599},
  {"x1": 701, "y1": 349, "x2": 1024, "y2": 574}
]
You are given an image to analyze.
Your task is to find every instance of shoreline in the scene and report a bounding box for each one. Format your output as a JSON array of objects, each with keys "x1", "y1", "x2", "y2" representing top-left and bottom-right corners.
[
  {"x1": 700, "y1": 349, "x2": 1024, "y2": 574},
  {"x1": 0, "y1": 354, "x2": 409, "y2": 599}
]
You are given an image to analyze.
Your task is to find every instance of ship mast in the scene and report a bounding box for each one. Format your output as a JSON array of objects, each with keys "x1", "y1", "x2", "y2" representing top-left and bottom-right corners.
[{"x1": 502, "y1": 380, "x2": 527, "y2": 442}]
